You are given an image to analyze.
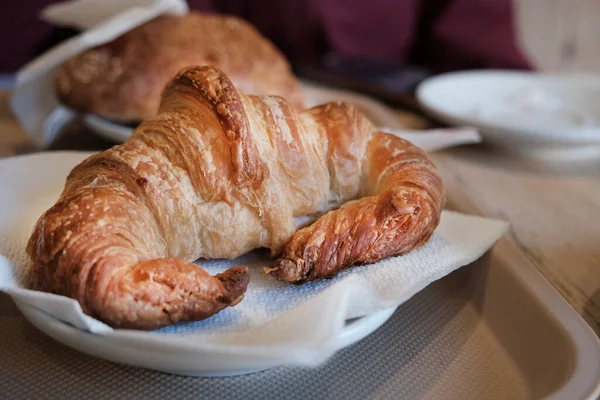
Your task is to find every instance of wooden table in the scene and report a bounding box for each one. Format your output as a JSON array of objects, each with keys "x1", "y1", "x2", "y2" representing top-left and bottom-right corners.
[
  {"x1": 432, "y1": 147, "x2": 600, "y2": 334},
  {"x1": 1, "y1": 90, "x2": 599, "y2": 335}
]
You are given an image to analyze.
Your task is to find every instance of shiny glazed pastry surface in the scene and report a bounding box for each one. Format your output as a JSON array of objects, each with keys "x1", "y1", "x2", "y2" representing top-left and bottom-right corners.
[{"x1": 28, "y1": 66, "x2": 443, "y2": 329}]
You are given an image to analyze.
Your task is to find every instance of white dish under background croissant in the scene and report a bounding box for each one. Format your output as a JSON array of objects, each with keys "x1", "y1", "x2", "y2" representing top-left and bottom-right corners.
[{"x1": 82, "y1": 83, "x2": 406, "y2": 143}]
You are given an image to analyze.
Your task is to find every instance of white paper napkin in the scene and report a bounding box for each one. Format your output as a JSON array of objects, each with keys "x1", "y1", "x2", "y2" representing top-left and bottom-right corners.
[
  {"x1": 10, "y1": 0, "x2": 188, "y2": 147},
  {"x1": 41, "y1": 0, "x2": 188, "y2": 30},
  {"x1": 0, "y1": 152, "x2": 507, "y2": 366}
]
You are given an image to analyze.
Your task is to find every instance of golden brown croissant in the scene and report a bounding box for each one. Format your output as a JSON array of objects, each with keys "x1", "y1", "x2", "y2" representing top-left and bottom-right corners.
[
  {"x1": 55, "y1": 12, "x2": 304, "y2": 123},
  {"x1": 27, "y1": 66, "x2": 443, "y2": 329}
]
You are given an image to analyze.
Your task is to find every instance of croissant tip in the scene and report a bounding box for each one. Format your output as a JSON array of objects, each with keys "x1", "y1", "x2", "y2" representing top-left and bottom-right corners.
[
  {"x1": 266, "y1": 259, "x2": 302, "y2": 283},
  {"x1": 216, "y1": 265, "x2": 250, "y2": 304}
]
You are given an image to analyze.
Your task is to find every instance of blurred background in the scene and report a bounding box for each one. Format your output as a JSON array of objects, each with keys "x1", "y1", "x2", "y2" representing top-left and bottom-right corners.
[
  {"x1": 4, "y1": 0, "x2": 596, "y2": 91},
  {"x1": 4, "y1": 0, "x2": 600, "y2": 99},
  {"x1": 2, "y1": 1, "x2": 599, "y2": 75}
]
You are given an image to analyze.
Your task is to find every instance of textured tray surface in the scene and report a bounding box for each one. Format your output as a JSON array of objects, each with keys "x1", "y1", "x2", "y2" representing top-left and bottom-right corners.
[{"x1": 2, "y1": 253, "x2": 578, "y2": 400}]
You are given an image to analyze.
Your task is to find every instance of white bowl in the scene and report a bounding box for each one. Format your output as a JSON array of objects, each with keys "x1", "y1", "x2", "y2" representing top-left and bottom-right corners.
[{"x1": 417, "y1": 71, "x2": 600, "y2": 159}]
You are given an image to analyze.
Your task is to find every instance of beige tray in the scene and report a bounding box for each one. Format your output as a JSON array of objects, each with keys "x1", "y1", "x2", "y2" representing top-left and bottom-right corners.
[
  {"x1": 3, "y1": 236, "x2": 597, "y2": 399},
  {"x1": 2, "y1": 198, "x2": 599, "y2": 399}
]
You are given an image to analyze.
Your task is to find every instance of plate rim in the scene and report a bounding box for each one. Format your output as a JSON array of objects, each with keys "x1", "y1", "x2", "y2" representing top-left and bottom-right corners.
[{"x1": 14, "y1": 298, "x2": 397, "y2": 377}]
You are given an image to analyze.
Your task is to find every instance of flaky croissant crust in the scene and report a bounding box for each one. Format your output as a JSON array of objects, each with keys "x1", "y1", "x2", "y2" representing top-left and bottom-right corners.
[
  {"x1": 27, "y1": 66, "x2": 444, "y2": 329},
  {"x1": 55, "y1": 12, "x2": 304, "y2": 122}
]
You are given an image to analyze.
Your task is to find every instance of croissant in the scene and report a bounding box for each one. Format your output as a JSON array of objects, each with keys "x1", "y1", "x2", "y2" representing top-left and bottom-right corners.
[
  {"x1": 27, "y1": 66, "x2": 444, "y2": 330},
  {"x1": 55, "y1": 13, "x2": 304, "y2": 123}
]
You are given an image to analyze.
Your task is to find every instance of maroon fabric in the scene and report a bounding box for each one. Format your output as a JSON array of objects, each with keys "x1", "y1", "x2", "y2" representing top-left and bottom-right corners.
[
  {"x1": 190, "y1": 0, "x2": 532, "y2": 71},
  {"x1": 0, "y1": 0, "x2": 56, "y2": 72},
  {"x1": 1, "y1": 0, "x2": 532, "y2": 73},
  {"x1": 311, "y1": 0, "x2": 420, "y2": 65},
  {"x1": 409, "y1": 0, "x2": 532, "y2": 71}
]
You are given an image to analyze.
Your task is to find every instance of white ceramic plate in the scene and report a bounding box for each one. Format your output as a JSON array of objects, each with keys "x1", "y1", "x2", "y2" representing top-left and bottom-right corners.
[
  {"x1": 14, "y1": 299, "x2": 396, "y2": 377},
  {"x1": 83, "y1": 84, "x2": 404, "y2": 143},
  {"x1": 417, "y1": 70, "x2": 600, "y2": 159}
]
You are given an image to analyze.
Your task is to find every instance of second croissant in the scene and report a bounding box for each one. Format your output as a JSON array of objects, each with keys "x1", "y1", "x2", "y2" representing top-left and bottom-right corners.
[{"x1": 26, "y1": 66, "x2": 444, "y2": 329}]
